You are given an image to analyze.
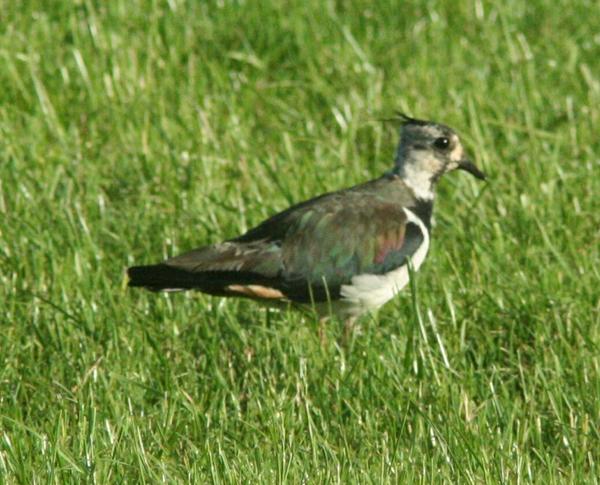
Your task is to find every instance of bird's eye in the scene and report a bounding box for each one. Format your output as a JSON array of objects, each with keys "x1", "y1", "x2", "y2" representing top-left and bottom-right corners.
[{"x1": 433, "y1": 137, "x2": 450, "y2": 150}]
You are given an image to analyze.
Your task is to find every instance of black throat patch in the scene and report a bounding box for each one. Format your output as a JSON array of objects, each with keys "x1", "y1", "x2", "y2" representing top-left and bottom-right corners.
[{"x1": 409, "y1": 198, "x2": 433, "y2": 230}]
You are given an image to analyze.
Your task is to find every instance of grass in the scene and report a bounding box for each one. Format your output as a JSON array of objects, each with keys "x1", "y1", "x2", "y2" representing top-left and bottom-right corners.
[{"x1": 1, "y1": 0, "x2": 599, "y2": 482}]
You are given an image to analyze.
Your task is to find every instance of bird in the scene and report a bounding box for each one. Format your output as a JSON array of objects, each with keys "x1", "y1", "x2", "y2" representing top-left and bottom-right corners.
[{"x1": 127, "y1": 115, "x2": 485, "y2": 331}]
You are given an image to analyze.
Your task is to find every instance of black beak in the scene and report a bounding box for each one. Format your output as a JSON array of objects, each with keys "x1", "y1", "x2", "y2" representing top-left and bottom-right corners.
[{"x1": 458, "y1": 159, "x2": 486, "y2": 181}]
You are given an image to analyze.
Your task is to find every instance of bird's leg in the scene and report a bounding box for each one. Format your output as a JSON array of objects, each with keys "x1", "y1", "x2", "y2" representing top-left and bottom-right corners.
[
  {"x1": 318, "y1": 316, "x2": 329, "y2": 347},
  {"x1": 342, "y1": 316, "x2": 357, "y2": 347}
]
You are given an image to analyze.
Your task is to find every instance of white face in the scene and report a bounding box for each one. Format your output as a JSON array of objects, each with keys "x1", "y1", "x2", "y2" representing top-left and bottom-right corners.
[
  {"x1": 395, "y1": 119, "x2": 485, "y2": 190},
  {"x1": 394, "y1": 121, "x2": 481, "y2": 199},
  {"x1": 403, "y1": 127, "x2": 465, "y2": 178},
  {"x1": 446, "y1": 133, "x2": 467, "y2": 170}
]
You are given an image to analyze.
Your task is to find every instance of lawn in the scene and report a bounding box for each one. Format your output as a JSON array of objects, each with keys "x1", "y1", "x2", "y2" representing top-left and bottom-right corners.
[{"x1": 1, "y1": 0, "x2": 599, "y2": 482}]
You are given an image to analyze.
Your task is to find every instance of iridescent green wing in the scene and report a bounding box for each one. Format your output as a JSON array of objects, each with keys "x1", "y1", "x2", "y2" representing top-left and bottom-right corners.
[{"x1": 233, "y1": 182, "x2": 424, "y2": 302}]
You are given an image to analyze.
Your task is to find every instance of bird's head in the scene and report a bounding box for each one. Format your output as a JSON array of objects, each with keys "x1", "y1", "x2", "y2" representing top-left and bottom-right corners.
[{"x1": 392, "y1": 114, "x2": 485, "y2": 200}]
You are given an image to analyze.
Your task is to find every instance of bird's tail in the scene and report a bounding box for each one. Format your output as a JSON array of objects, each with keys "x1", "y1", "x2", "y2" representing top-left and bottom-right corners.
[{"x1": 127, "y1": 264, "x2": 200, "y2": 291}]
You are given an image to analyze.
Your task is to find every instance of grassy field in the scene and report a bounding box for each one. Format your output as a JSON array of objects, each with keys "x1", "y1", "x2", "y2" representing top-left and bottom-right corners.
[{"x1": 1, "y1": 0, "x2": 599, "y2": 482}]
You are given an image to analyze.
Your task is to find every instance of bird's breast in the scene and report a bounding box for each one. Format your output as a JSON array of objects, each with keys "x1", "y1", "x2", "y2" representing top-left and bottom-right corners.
[{"x1": 338, "y1": 208, "x2": 430, "y2": 314}]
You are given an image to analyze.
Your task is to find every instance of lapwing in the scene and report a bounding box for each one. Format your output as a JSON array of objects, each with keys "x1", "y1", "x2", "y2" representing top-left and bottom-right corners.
[{"x1": 128, "y1": 115, "x2": 485, "y2": 328}]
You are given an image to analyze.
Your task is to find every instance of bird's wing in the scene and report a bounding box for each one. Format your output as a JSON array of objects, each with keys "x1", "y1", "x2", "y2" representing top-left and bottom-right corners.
[
  {"x1": 226, "y1": 179, "x2": 425, "y2": 302},
  {"x1": 274, "y1": 193, "x2": 425, "y2": 302},
  {"x1": 128, "y1": 178, "x2": 426, "y2": 303}
]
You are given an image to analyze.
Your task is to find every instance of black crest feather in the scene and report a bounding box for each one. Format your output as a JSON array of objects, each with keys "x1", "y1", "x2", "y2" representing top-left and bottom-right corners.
[
  {"x1": 379, "y1": 112, "x2": 430, "y2": 126},
  {"x1": 395, "y1": 112, "x2": 430, "y2": 126}
]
